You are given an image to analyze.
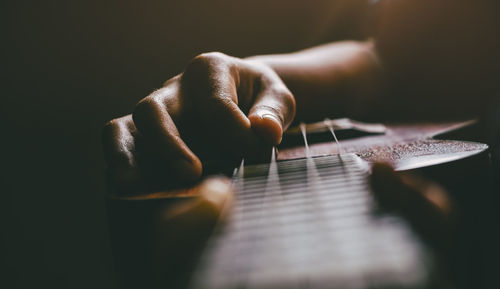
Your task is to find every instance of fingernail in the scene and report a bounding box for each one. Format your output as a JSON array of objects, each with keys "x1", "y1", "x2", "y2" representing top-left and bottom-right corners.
[
  {"x1": 261, "y1": 113, "x2": 283, "y2": 144},
  {"x1": 261, "y1": 113, "x2": 282, "y2": 128}
]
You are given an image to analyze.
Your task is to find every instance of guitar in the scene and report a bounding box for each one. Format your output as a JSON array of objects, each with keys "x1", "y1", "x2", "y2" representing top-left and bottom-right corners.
[{"x1": 107, "y1": 119, "x2": 489, "y2": 289}]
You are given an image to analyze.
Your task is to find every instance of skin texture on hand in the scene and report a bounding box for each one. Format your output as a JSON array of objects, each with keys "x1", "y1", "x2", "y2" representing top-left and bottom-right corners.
[
  {"x1": 247, "y1": 40, "x2": 385, "y2": 122},
  {"x1": 103, "y1": 3, "x2": 499, "y2": 287},
  {"x1": 102, "y1": 41, "x2": 390, "y2": 194},
  {"x1": 102, "y1": 0, "x2": 500, "y2": 195},
  {"x1": 103, "y1": 52, "x2": 295, "y2": 195}
]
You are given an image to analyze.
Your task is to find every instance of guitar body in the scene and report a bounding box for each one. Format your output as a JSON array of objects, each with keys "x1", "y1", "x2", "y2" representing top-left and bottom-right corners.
[{"x1": 107, "y1": 119, "x2": 489, "y2": 289}]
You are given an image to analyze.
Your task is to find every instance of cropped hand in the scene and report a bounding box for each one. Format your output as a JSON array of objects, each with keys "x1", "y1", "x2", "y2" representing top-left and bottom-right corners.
[{"x1": 102, "y1": 52, "x2": 295, "y2": 194}]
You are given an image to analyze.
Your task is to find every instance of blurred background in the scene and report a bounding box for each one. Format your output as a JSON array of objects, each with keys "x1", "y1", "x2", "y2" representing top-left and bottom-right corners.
[{"x1": 2, "y1": 1, "x2": 372, "y2": 288}]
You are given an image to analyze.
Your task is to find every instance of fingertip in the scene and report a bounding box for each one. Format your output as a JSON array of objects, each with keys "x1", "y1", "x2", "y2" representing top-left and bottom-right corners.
[
  {"x1": 159, "y1": 177, "x2": 232, "y2": 226},
  {"x1": 198, "y1": 177, "x2": 233, "y2": 214},
  {"x1": 249, "y1": 112, "x2": 283, "y2": 145},
  {"x1": 167, "y1": 177, "x2": 232, "y2": 226}
]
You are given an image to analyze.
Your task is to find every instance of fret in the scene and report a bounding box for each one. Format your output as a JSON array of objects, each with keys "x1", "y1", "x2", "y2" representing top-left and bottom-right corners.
[{"x1": 188, "y1": 154, "x2": 433, "y2": 289}]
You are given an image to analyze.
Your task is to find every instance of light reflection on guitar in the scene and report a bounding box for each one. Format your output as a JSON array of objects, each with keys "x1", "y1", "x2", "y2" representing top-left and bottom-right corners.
[{"x1": 107, "y1": 119, "x2": 489, "y2": 289}]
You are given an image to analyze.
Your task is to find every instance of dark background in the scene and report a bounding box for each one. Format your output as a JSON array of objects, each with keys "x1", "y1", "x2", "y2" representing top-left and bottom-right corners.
[{"x1": 2, "y1": 1, "x2": 370, "y2": 288}]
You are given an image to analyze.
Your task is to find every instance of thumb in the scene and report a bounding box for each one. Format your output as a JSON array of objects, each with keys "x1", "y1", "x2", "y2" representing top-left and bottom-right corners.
[
  {"x1": 248, "y1": 86, "x2": 295, "y2": 146},
  {"x1": 161, "y1": 176, "x2": 233, "y2": 226}
]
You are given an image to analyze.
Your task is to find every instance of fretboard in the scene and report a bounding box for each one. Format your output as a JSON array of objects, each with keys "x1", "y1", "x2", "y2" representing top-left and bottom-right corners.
[{"x1": 189, "y1": 154, "x2": 434, "y2": 289}]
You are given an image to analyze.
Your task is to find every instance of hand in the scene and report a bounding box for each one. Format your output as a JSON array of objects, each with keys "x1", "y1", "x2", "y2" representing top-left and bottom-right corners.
[{"x1": 102, "y1": 52, "x2": 296, "y2": 194}]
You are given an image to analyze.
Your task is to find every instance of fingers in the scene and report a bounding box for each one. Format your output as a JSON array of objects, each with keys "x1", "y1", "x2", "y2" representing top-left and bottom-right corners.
[
  {"x1": 159, "y1": 176, "x2": 233, "y2": 227},
  {"x1": 106, "y1": 53, "x2": 295, "y2": 194},
  {"x1": 247, "y1": 65, "x2": 296, "y2": 145},
  {"x1": 102, "y1": 115, "x2": 142, "y2": 193},
  {"x1": 181, "y1": 53, "x2": 255, "y2": 152},
  {"x1": 370, "y1": 163, "x2": 456, "y2": 252},
  {"x1": 133, "y1": 85, "x2": 202, "y2": 182},
  {"x1": 151, "y1": 177, "x2": 233, "y2": 286},
  {"x1": 182, "y1": 53, "x2": 296, "y2": 150}
]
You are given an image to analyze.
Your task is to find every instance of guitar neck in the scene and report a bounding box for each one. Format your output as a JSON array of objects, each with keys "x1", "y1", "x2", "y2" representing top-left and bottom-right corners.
[{"x1": 189, "y1": 153, "x2": 434, "y2": 289}]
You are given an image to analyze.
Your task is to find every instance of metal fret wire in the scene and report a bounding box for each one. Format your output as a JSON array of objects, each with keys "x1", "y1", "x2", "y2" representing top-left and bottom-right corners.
[{"x1": 189, "y1": 124, "x2": 431, "y2": 289}]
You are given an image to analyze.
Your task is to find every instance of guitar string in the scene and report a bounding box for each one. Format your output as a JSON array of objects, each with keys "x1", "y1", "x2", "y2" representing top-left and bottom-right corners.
[
  {"x1": 228, "y1": 157, "x2": 247, "y2": 285},
  {"x1": 192, "y1": 123, "x2": 425, "y2": 287},
  {"x1": 196, "y1": 131, "x2": 371, "y2": 286},
  {"x1": 300, "y1": 122, "x2": 338, "y2": 257},
  {"x1": 226, "y1": 122, "x2": 357, "y2": 280},
  {"x1": 324, "y1": 118, "x2": 343, "y2": 154},
  {"x1": 324, "y1": 118, "x2": 350, "y2": 181},
  {"x1": 241, "y1": 145, "x2": 287, "y2": 284},
  {"x1": 300, "y1": 122, "x2": 311, "y2": 158},
  {"x1": 321, "y1": 122, "x2": 379, "y2": 279},
  {"x1": 266, "y1": 146, "x2": 296, "y2": 272}
]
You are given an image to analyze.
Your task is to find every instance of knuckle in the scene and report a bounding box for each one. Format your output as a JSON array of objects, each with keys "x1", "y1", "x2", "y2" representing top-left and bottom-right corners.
[
  {"x1": 101, "y1": 116, "x2": 126, "y2": 140},
  {"x1": 194, "y1": 52, "x2": 227, "y2": 64},
  {"x1": 162, "y1": 74, "x2": 181, "y2": 87},
  {"x1": 102, "y1": 119, "x2": 118, "y2": 142},
  {"x1": 185, "y1": 52, "x2": 229, "y2": 76},
  {"x1": 103, "y1": 118, "x2": 119, "y2": 132},
  {"x1": 133, "y1": 97, "x2": 160, "y2": 124},
  {"x1": 102, "y1": 121, "x2": 128, "y2": 161}
]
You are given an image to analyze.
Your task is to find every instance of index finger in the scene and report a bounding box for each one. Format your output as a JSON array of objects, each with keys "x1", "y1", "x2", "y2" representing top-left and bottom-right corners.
[
  {"x1": 133, "y1": 84, "x2": 202, "y2": 182},
  {"x1": 102, "y1": 115, "x2": 143, "y2": 194}
]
